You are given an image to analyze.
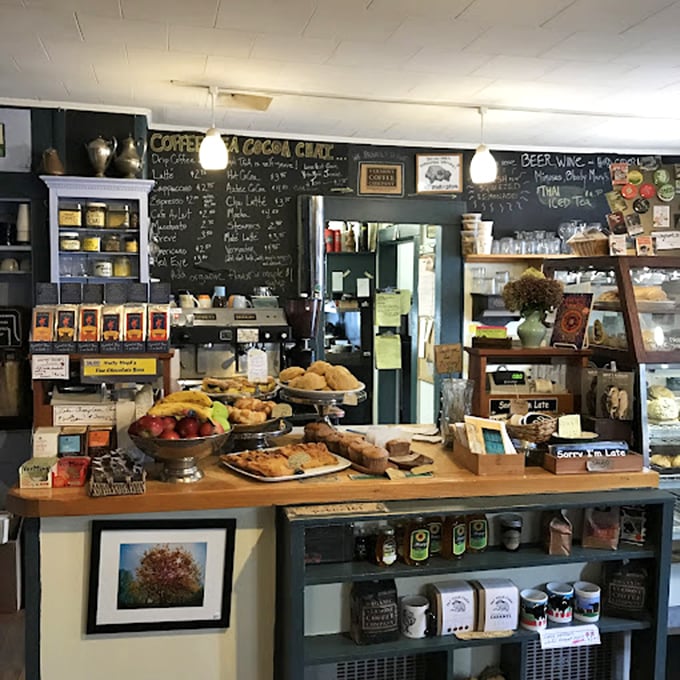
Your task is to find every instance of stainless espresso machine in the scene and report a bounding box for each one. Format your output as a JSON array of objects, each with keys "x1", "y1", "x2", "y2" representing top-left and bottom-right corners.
[{"x1": 170, "y1": 308, "x2": 291, "y2": 381}]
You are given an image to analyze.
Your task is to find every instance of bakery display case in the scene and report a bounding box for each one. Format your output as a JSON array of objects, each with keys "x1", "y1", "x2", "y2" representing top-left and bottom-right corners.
[{"x1": 543, "y1": 256, "x2": 680, "y2": 466}]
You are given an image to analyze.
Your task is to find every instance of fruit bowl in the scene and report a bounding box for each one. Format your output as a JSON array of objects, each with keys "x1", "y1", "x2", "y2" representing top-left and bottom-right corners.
[{"x1": 129, "y1": 429, "x2": 234, "y2": 483}]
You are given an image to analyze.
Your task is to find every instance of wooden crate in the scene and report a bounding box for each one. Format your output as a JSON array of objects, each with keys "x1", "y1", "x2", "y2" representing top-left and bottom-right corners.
[
  {"x1": 451, "y1": 440, "x2": 525, "y2": 476},
  {"x1": 543, "y1": 451, "x2": 644, "y2": 475}
]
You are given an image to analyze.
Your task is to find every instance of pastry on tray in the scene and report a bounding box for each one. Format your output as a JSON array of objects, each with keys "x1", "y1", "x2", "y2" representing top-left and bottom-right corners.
[
  {"x1": 222, "y1": 442, "x2": 337, "y2": 477},
  {"x1": 201, "y1": 375, "x2": 277, "y2": 395},
  {"x1": 279, "y1": 364, "x2": 361, "y2": 392}
]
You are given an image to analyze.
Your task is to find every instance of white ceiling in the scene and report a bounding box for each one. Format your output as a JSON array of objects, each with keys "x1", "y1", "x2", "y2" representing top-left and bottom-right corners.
[{"x1": 3, "y1": 0, "x2": 680, "y2": 153}]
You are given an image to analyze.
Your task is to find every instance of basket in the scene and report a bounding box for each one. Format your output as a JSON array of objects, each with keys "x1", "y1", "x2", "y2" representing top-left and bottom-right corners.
[
  {"x1": 567, "y1": 235, "x2": 609, "y2": 256},
  {"x1": 506, "y1": 417, "x2": 557, "y2": 443}
]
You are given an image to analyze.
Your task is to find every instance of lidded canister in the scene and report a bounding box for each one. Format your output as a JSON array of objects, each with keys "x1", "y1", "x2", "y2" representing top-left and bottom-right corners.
[{"x1": 85, "y1": 202, "x2": 107, "y2": 227}]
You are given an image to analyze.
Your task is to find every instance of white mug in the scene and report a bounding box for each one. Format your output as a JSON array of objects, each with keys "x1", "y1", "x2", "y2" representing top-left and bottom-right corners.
[
  {"x1": 399, "y1": 595, "x2": 430, "y2": 639},
  {"x1": 228, "y1": 294, "x2": 252, "y2": 309},
  {"x1": 519, "y1": 588, "x2": 548, "y2": 631},
  {"x1": 574, "y1": 581, "x2": 600, "y2": 623}
]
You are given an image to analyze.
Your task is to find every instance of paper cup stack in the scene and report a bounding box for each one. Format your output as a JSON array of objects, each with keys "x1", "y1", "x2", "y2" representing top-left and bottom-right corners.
[{"x1": 461, "y1": 214, "x2": 493, "y2": 255}]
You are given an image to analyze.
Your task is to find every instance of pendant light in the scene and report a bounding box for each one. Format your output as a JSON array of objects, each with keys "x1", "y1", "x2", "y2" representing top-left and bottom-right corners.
[
  {"x1": 470, "y1": 107, "x2": 497, "y2": 184},
  {"x1": 199, "y1": 86, "x2": 229, "y2": 170}
]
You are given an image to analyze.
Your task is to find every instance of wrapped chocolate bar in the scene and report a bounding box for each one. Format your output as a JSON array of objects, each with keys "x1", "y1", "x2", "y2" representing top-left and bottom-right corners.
[
  {"x1": 146, "y1": 303, "x2": 169, "y2": 352},
  {"x1": 55, "y1": 305, "x2": 78, "y2": 343},
  {"x1": 88, "y1": 449, "x2": 146, "y2": 497},
  {"x1": 31, "y1": 306, "x2": 55, "y2": 342},
  {"x1": 124, "y1": 304, "x2": 146, "y2": 350}
]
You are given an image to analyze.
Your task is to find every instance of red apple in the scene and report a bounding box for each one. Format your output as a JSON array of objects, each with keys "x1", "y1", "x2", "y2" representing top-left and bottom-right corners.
[
  {"x1": 128, "y1": 420, "x2": 141, "y2": 436},
  {"x1": 138, "y1": 415, "x2": 164, "y2": 438},
  {"x1": 176, "y1": 416, "x2": 200, "y2": 439},
  {"x1": 199, "y1": 421, "x2": 215, "y2": 437},
  {"x1": 161, "y1": 416, "x2": 177, "y2": 432},
  {"x1": 213, "y1": 422, "x2": 225, "y2": 434},
  {"x1": 160, "y1": 429, "x2": 180, "y2": 440}
]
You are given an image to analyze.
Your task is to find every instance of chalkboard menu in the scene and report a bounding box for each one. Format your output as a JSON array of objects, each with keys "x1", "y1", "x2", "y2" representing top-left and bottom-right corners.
[
  {"x1": 148, "y1": 132, "x2": 349, "y2": 298},
  {"x1": 464, "y1": 151, "x2": 643, "y2": 235}
]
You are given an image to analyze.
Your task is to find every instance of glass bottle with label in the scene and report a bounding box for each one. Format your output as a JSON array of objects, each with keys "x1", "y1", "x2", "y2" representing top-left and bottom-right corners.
[
  {"x1": 427, "y1": 516, "x2": 443, "y2": 556},
  {"x1": 374, "y1": 525, "x2": 397, "y2": 567},
  {"x1": 466, "y1": 513, "x2": 489, "y2": 553},
  {"x1": 441, "y1": 515, "x2": 466, "y2": 560},
  {"x1": 401, "y1": 516, "x2": 430, "y2": 566}
]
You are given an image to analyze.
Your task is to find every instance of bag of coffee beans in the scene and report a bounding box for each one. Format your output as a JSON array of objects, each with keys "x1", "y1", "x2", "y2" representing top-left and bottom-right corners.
[
  {"x1": 542, "y1": 509, "x2": 573, "y2": 556},
  {"x1": 350, "y1": 579, "x2": 399, "y2": 645}
]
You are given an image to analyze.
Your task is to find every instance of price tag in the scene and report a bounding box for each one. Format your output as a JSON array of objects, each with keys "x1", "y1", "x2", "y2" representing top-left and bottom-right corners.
[
  {"x1": 287, "y1": 502, "x2": 388, "y2": 517},
  {"x1": 586, "y1": 458, "x2": 614, "y2": 472},
  {"x1": 247, "y1": 348, "x2": 268, "y2": 383},
  {"x1": 32, "y1": 354, "x2": 69, "y2": 380},
  {"x1": 344, "y1": 391, "x2": 359, "y2": 406},
  {"x1": 81, "y1": 357, "x2": 158, "y2": 382},
  {"x1": 539, "y1": 624, "x2": 600, "y2": 649}
]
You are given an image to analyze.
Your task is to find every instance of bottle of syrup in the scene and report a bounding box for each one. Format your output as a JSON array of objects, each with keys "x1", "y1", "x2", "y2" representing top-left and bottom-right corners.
[
  {"x1": 466, "y1": 513, "x2": 489, "y2": 553},
  {"x1": 441, "y1": 515, "x2": 466, "y2": 560},
  {"x1": 374, "y1": 525, "x2": 397, "y2": 567},
  {"x1": 401, "y1": 516, "x2": 430, "y2": 566}
]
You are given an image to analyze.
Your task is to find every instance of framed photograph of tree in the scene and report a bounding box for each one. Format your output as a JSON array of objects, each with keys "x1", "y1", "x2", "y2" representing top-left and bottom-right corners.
[{"x1": 86, "y1": 518, "x2": 236, "y2": 634}]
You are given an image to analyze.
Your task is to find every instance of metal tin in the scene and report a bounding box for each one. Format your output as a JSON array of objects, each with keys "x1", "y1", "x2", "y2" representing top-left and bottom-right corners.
[
  {"x1": 113, "y1": 256, "x2": 131, "y2": 277},
  {"x1": 82, "y1": 236, "x2": 101, "y2": 252},
  {"x1": 58, "y1": 204, "x2": 82, "y2": 227},
  {"x1": 59, "y1": 232, "x2": 81, "y2": 251},
  {"x1": 93, "y1": 260, "x2": 113, "y2": 277},
  {"x1": 85, "y1": 202, "x2": 107, "y2": 227},
  {"x1": 107, "y1": 205, "x2": 130, "y2": 229}
]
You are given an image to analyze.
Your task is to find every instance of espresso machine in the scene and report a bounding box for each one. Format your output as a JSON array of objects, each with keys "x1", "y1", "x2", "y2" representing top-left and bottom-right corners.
[
  {"x1": 170, "y1": 308, "x2": 291, "y2": 381},
  {"x1": 0, "y1": 307, "x2": 31, "y2": 422},
  {"x1": 283, "y1": 296, "x2": 322, "y2": 368}
]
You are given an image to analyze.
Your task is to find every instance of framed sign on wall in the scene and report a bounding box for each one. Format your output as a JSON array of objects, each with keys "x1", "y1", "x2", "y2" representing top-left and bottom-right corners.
[
  {"x1": 358, "y1": 162, "x2": 404, "y2": 196},
  {"x1": 416, "y1": 153, "x2": 463, "y2": 194}
]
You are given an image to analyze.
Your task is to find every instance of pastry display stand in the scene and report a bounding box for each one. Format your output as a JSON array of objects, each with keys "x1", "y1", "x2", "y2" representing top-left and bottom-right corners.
[
  {"x1": 278, "y1": 386, "x2": 367, "y2": 425},
  {"x1": 230, "y1": 418, "x2": 293, "y2": 451}
]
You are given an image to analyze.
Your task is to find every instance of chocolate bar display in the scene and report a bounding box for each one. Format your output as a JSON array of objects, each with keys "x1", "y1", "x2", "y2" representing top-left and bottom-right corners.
[{"x1": 88, "y1": 450, "x2": 146, "y2": 497}]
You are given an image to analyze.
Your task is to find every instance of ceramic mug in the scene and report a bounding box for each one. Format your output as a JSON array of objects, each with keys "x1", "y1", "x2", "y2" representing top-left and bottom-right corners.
[
  {"x1": 546, "y1": 582, "x2": 574, "y2": 624},
  {"x1": 399, "y1": 595, "x2": 430, "y2": 639},
  {"x1": 0, "y1": 258, "x2": 19, "y2": 272},
  {"x1": 574, "y1": 581, "x2": 600, "y2": 623},
  {"x1": 228, "y1": 294, "x2": 252, "y2": 309},
  {"x1": 197, "y1": 294, "x2": 212, "y2": 308},
  {"x1": 178, "y1": 292, "x2": 198, "y2": 308},
  {"x1": 519, "y1": 589, "x2": 548, "y2": 631}
]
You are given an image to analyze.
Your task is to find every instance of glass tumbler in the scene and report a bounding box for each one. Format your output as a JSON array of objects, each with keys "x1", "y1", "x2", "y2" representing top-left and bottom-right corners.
[{"x1": 439, "y1": 378, "x2": 474, "y2": 446}]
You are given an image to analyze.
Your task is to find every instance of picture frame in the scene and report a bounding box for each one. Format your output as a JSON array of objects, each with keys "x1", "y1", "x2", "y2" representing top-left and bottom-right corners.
[
  {"x1": 358, "y1": 162, "x2": 404, "y2": 196},
  {"x1": 87, "y1": 518, "x2": 236, "y2": 635},
  {"x1": 416, "y1": 153, "x2": 463, "y2": 194},
  {"x1": 463, "y1": 415, "x2": 516, "y2": 455}
]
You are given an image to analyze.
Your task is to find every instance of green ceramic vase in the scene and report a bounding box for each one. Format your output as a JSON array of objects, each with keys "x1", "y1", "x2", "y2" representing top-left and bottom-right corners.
[{"x1": 517, "y1": 309, "x2": 547, "y2": 348}]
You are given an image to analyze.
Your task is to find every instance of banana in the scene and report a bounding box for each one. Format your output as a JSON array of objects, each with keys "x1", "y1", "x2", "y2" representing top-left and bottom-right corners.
[
  {"x1": 148, "y1": 401, "x2": 213, "y2": 421},
  {"x1": 161, "y1": 390, "x2": 213, "y2": 408}
]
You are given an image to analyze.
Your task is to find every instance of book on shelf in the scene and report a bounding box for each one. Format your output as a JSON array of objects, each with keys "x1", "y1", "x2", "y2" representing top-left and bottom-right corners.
[{"x1": 550, "y1": 293, "x2": 593, "y2": 350}]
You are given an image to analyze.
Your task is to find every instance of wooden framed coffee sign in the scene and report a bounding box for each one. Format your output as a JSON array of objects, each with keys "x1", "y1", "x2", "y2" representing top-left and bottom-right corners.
[{"x1": 358, "y1": 162, "x2": 404, "y2": 196}]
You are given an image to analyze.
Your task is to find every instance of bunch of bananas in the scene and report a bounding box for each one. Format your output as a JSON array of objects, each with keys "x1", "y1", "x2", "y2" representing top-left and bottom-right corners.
[{"x1": 148, "y1": 390, "x2": 216, "y2": 422}]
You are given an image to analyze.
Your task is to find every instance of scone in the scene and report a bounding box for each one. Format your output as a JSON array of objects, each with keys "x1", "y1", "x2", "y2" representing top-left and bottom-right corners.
[
  {"x1": 326, "y1": 365, "x2": 360, "y2": 391},
  {"x1": 307, "y1": 360, "x2": 332, "y2": 376},
  {"x1": 279, "y1": 366, "x2": 305, "y2": 382},
  {"x1": 289, "y1": 372, "x2": 327, "y2": 390}
]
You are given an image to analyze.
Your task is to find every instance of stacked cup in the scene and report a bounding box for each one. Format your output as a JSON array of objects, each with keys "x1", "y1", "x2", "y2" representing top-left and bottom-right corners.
[{"x1": 461, "y1": 213, "x2": 493, "y2": 255}]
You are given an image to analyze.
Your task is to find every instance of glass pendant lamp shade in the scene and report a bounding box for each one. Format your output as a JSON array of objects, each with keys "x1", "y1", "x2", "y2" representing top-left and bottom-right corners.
[
  {"x1": 470, "y1": 107, "x2": 497, "y2": 184},
  {"x1": 199, "y1": 127, "x2": 228, "y2": 170},
  {"x1": 470, "y1": 144, "x2": 497, "y2": 184},
  {"x1": 199, "y1": 86, "x2": 229, "y2": 170}
]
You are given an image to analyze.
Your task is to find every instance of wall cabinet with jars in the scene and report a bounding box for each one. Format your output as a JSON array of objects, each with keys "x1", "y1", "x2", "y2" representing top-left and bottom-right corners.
[{"x1": 42, "y1": 176, "x2": 154, "y2": 285}]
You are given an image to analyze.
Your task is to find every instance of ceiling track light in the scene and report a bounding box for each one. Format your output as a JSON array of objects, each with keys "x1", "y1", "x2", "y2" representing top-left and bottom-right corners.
[
  {"x1": 199, "y1": 86, "x2": 229, "y2": 171},
  {"x1": 470, "y1": 107, "x2": 498, "y2": 185}
]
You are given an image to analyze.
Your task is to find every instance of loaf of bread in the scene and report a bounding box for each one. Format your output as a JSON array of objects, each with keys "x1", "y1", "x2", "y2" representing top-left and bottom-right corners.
[
  {"x1": 358, "y1": 444, "x2": 389, "y2": 473},
  {"x1": 385, "y1": 439, "x2": 411, "y2": 457}
]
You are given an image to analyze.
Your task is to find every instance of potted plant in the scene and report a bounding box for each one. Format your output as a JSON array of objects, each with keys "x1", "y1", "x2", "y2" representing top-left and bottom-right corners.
[{"x1": 501, "y1": 268, "x2": 564, "y2": 347}]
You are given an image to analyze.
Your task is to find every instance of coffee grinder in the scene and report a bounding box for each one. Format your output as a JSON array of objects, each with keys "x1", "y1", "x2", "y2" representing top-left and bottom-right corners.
[{"x1": 284, "y1": 296, "x2": 322, "y2": 368}]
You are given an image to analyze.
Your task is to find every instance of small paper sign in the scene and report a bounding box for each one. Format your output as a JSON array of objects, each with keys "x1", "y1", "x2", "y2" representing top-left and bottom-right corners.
[
  {"x1": 539, "y1": 624, "x2": 600, "y2": 649},
  {"x1": 434, "y1": 344, "x2": 462, "y2": 374},
  {"x1": 343, "y1": 391, "x2": 359, "y2": 406},
  {"x1": 357, "y1": 278, "x2": 370, "y2": 298},
  {"x1": 247, "y1": 348, "x2": 268, "y2": 383},
  {"x1": 32, "y1": 354, "x2": 69, "y2": 380},
  {"x1": 558, "y1": 414, "x2": 582, "y2": 438},
  {"x1": 653, "y1": 231, "x2": 680, "y2": 250},
  {"x1": 331, "y1": 270, "x2": 344, "y2": 293},
  {"x1": 81, "y1": 357, "x2": 158, "y2": 380},
  {"x1": 509, "y1": 399, "x2": 530, "y2": 416},
  {"x1": 287, "y1": 502, "x2": 388, "y2": 517}
]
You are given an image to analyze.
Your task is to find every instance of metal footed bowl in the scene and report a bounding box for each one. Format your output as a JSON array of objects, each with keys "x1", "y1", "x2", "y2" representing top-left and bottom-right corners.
[{"x1": 129, "y1": 429, "x2": 234, "y2": 483}]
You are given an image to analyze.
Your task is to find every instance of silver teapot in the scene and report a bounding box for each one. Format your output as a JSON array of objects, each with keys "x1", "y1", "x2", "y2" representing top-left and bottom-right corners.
[
  {"x1": 85, "y1": 136, "x2": 117, "y2": 177},
  {"x1": 114, "y1": 135, "x2": 146, "y2": 179}
]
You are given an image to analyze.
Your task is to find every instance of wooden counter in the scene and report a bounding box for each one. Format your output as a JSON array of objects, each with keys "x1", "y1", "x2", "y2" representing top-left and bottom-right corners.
[{"x1": 6, "y1": 438, "x2": 659, "y2": 518}]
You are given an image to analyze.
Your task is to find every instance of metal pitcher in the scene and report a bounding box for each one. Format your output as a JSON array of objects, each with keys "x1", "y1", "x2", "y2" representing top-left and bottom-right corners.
[
  {"x1": 85, "y1": 135, "x2": 117, "y2": 177},
  {"x1": 114, "y1": 135, "x2": 146, "y2": 178}
]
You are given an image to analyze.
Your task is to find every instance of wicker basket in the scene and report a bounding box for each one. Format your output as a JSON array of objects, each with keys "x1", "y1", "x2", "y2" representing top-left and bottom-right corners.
[
  {"x1": 506, "y1": 417, "x2": 557, "y2": 444},
  {"x1": 567, "y1": 235, "x2": 609, "y2": 256}
]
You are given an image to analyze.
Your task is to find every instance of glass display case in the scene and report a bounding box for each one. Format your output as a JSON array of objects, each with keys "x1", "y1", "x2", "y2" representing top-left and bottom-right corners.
[{"x1": 543, "y1": 256, "x2": 680, "y2": 466}]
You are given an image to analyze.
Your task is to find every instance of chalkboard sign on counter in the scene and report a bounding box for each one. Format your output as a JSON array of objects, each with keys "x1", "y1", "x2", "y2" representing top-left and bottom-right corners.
[
  {"x1": 464, "y1": 151, "x2": 643, "y2": 235},
  {"x1": 148, "y1": 132, "x2": 349, "y2": 298}
]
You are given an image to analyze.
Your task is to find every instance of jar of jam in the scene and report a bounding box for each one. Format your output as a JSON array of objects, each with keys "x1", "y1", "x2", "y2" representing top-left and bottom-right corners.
[
  {"x1": 113, "y1": 256, "x2": 131, "y2": 277},
  {"x1": 401, "y1": 516, "x2": 430, "y2": 566},
  {"x1": 82, "y1": 235, "x2": 101, "y2": 252},
  {"x1": 107, "y1": 205, "x2": 130, "y2": 229},
  {"x1": 59, "y1": 232, "x2": 81, "y2": 251},
  {"x1": 58, "y1": 203, "x2": 82, "y2": 227},
  {"x1": 466, "y1": 513, "x2": 489, "y2": 553},
  {"x1": 124, "y1": 236, "x2": 138, "y2": 253},
  {"x1": 102, "y1": 234, "x2": 121, "y2": 252},
  {"x1": 85, "y1": 203, "x2": 107, "y2": 227}
]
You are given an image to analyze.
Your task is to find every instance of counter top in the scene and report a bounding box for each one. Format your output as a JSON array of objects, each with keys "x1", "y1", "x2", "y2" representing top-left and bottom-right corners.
[{"x1": 6, "y1": 437, "x2": 660, "y2": 518}]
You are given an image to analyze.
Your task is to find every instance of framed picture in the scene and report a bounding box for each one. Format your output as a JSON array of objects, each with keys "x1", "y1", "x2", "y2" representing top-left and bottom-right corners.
[
  {"x1": 416, "y1": 153, "x2": 462, "y2": 194},
  {"x1": 87, "y1": 518, "x2": 236, "y2": 635},
  {"x1": 358, "y1": 162, "x2": 404, "y2": 196}
]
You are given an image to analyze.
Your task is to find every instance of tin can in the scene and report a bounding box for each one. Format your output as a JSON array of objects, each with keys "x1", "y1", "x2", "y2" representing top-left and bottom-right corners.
[{"x1": 93, "y1": 260, "x2": 113, "y2": 277}]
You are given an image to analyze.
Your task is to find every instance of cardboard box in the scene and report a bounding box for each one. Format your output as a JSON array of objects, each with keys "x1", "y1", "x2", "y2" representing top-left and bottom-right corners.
[
  {"x1": 87, "y1": 426, "x2": 114, "y2": 457},
  {"x1": 19, "y1": 457, "x2": 57, "y2": 488},
  {"x1": 473, "y1": 578, "x2": 519, "y2": 632},
  {"x1": 0, "y1": 519, "x2": 22, "y2": 613},
  {"x1": 32, "y1": 426, "x2": 61, "y2": 457},
  {"x1": 429, "y1": 581, "x2": 475, "y2": 635},
  {"x1": 451, "y1": 440, "x2": 525, "y2": 477},
  {"x1": 58, "y1": 426, "x2": 88, "y2": 457}
]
